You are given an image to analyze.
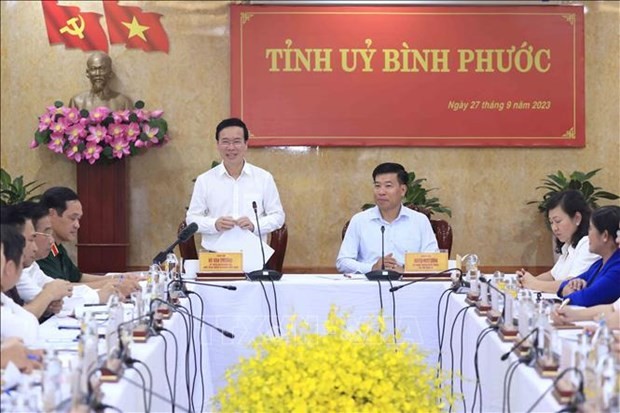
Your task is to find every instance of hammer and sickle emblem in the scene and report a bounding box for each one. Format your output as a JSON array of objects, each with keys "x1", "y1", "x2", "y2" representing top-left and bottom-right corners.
[{"x1": 59, "y1": 15, "x2": 86, "y2": 39}]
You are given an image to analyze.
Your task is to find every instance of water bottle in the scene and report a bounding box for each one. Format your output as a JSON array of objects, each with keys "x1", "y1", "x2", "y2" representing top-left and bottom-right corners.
[{"x1": 42, "y1": 348, "x2": 63, "y2": 412}]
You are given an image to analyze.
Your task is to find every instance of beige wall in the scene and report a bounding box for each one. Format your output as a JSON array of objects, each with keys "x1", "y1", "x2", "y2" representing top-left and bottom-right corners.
[{"x1": 2, "y1": 1, "x2": 619, "y2": 271}]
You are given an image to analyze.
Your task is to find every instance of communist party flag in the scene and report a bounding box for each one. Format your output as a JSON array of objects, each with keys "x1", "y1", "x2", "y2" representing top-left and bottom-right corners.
[
  {"x1": 41, "y1": 1, "x2": 108, "y2": 52},
  {"x1": 102, "y1": 1, "x2": 169, "y2": 53}
]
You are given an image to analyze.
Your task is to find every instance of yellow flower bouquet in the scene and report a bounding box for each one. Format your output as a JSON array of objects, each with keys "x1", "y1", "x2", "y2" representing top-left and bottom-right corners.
[{"x1": 215, "y1": 307, "x2": 454, "y2": 412}]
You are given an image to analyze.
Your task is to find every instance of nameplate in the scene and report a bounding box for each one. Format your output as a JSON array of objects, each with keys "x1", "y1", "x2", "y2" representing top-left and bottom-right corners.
[
  {"x1": 199, "y1": 251, "x2": 243, "y2": 273},
  {"x1": 404, "y1": 252, "x2": 448, "y2": 273}
]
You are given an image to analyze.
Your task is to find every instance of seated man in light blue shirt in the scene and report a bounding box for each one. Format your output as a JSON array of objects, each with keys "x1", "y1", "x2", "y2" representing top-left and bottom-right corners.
[{"x1": 336, "y1": 162, "x2": 439, "y2": 274}]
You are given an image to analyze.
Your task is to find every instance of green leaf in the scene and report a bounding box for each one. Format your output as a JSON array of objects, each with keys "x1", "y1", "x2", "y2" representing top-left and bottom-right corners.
[
  {"x1": 54, "y1": 100, "x2": 64, "y2": 108},
  {"x1": 149, "y1": 118, "x2": 168, "y2": 136},
  {"x1": 102, "y1": 147, "x2": 113, "y2": 158},
  {"x1": 593, "y1": 191, "x2": 620, "y2": 200},
  {"x1": 581, "y1": 169, "x2": 601, "y2": 181},
  {"x1": 134, "y1": 100, "x2": 145, "y2": 109}
]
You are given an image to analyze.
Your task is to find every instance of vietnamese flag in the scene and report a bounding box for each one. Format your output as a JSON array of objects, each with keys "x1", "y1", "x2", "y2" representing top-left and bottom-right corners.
[
  {"x1": 102, "y1": 1, "x2": 169, "y2": 53},
  {"x1": 41, "y1": 0, "x2": 108, "y2": 52}
]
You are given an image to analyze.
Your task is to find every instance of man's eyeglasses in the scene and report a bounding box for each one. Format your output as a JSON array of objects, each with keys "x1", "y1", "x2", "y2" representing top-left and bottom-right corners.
[
  {"x1": 34, "y1": 232, "x2": 53, "y2": 239},
  {"x1": 218, "y1": 140, "x2": 245, "y2": 148}
]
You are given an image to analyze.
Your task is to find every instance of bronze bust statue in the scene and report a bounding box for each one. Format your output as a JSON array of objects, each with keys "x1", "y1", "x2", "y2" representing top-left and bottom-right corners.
[{"x1": 69, "y1": 52, "x2": 132, "y2": 111}]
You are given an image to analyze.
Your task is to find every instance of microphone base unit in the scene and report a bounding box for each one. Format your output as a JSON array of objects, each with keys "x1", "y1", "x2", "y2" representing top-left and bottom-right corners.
[
  {"x1": 156, "y1": 305, "x2": 173, "y2": 320},
  {"x1": 99, "y1": 359, "x2": 124, "y2": 383},
  {"x1": 465, "y1": 292, "x2": 480, "y2": 304},
  {"x1": 474, "y1": 301, "x2": 492, "y2": 317},
  {"x1": 364, "y1": 269, "x2": 402, "y2": 281},
  {"x1": 535, "y1": 355, "x2": 560, "y2": 378},
  {"x1": 132, "y1": 322, "x2": 157, "y2": 343},
  {"x1": 498, "y1": 324, "x2": 519, "y2": 342},
  {"x1": 485, "y1": 309, "x2": 501, "y2": 325},
  {"x1": 552, "y1": 380, "x2": 578, "y2": 405},
  {"x1": 246, "y1": 269, "x2": 283, "y2": 281}
]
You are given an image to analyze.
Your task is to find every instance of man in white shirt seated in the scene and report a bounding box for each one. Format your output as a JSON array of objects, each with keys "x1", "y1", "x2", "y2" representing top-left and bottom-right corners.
[
  {"x1": 186, "y1": 117, "x2": 285, "y2": 251},
  {"x1": 336, "y1": 162, "x2": 439, "y2": 274},
  {"x1": 13, "y1": 202, "x2": 100, "y2": 316},
  {"x1": 1, "y1": 224, "x2": 40, "y2": 346},
  {"x1": 1, "y1": 204, "x2": 72, "y2": 321}
]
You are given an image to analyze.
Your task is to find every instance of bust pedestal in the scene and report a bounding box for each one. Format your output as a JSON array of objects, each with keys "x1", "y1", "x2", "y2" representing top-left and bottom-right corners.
[{"x1": 76, "y1": 159, "x2": 128, "y2": 273}]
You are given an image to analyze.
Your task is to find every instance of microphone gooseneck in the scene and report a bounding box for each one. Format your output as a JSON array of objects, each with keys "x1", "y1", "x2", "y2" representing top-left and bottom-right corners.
[
  {"x1": 365, "y1": 225, "x2": 401, "y2": 281},
  {"x1": 500, "y1": 327, "x2": 539, "y2": 361},
  {"x1": 153, "y1": 223, "x2": 199, "y2": 264},
  {"x1": 151, "y1": 298, "x2": 235, "y2": 339},
  {"x1": 246, "y1": 201, "x2": 283, "y2": 281},
  {"x1": 381, "y1": 225, "x2": 386, "y2": 270},
  {"x1": 252, "y1": 201, "x2": 268, "y2": 270},
  {"x1": 390, "y1": 268, "x2": 462, "y2": 292}
]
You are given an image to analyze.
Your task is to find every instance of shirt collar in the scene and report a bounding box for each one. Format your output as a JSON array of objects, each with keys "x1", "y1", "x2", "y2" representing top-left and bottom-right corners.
[
  {"x1": 370, "y1": 204, "x2": 408, "y2": 224},
  {"x1": 216, "y1": 160, "x2": 252, "y2": 178}
]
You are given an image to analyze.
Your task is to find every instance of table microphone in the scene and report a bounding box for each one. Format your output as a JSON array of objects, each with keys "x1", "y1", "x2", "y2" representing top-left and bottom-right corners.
[
  {"x1": 365, "y1": 225, "x2": 401, "y2": 281},
  {"x1": 151, "y1": 298, "x2": 235, "y2": 339},
  {"x1": 479, "y1": 274, "x2": 507, "y2": 320},
  {"x1": 390, "y1": 268, "x2": 462, "y2": 292},
  {"x1": 246, "y1": 201, "x2": 282, "y2": 281},
  {"x1": 152, "y1": 222, "x2": 198, "y2": 265},
  {"x1": 500, "y1": 326, "x2": 539, "y2": 362},
  {"x1": 167, "y1": 278, "x2": 236, "y2": 294}
]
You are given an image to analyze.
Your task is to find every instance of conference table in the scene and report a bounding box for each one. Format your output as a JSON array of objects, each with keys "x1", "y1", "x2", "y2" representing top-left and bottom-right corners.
[
  {"x1": 38, "y1": 298, "x2": 210, "y2": 413},
  {"x1": 31, "y1": 274, "x2": 575, "y2": 412},
  {"x1": 191, "y1": 274, "x2": 568, "y2": 412}
]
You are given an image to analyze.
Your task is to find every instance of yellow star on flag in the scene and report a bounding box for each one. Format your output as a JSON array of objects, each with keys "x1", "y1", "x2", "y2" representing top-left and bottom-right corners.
[{"x1": 122, "y1": 16, "x2": 149, "y2": 41}]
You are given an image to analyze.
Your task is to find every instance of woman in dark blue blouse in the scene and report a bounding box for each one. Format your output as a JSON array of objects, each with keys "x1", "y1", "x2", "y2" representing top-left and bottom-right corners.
[{"x1": 558, "y1": 206, "x2": 620, "y2": 307}]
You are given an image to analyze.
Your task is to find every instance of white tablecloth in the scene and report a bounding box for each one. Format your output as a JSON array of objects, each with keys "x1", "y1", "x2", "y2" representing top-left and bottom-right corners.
[
  {"x1": 193, "y1": 275, "x2": 453, "y2": 403},
  {"x1": 194, "y1": 275, "x2": 569, "y2": 412},
  {"x1": 439, "y1": 292, "x2": 564, "y2": 413}
]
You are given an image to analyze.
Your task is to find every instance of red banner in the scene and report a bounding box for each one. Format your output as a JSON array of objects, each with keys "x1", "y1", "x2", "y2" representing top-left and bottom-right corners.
[
  {"x1": 231, "y1": 5, "x2": 585, "y2": 147},
  {"x1": 103, "y1": 0, "x2": 169, "y2": 53},
  {"x1": 41, "y1": 0, "x2": 108, "y2": 52}
]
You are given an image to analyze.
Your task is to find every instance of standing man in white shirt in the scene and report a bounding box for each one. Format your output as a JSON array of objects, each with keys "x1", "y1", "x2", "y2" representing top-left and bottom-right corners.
[
  {"x1": 186, "y1": 118, "x2": 285, "y2": 252},
  {"x1": 336, "y1": 162, "x2": 439, "y2": 274}
]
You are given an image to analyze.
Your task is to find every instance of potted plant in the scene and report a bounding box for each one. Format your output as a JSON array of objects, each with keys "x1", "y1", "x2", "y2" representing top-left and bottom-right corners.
[
  {"x1": 363, "y1": 170, "x2": 452, "y2": 218},
  {"x1": 528, "y1": 169, "x2": 619, "y2": 213},
  {"x1": 0, "y1": 168, "x2": 45, "y2": 206}
]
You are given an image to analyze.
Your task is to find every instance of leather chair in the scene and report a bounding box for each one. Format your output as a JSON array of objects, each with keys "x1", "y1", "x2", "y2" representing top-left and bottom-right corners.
[
  {"x1": 177, "y1": 221, "x2": 288, "y2": 273},
  {"x1": 341, "y1": 207, "x2": 453, "y2": 256}
]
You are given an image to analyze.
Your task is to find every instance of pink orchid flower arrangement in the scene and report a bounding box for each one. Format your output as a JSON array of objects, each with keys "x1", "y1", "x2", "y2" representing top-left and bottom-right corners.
[{"x1": 31, "y1": 101, "x2": 169, "y2": 165}]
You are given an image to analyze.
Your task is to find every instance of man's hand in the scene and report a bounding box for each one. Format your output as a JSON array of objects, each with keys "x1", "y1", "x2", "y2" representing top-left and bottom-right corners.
[
  {"x1": 215, "y1": 216, "x2": 236, "y2": 232},
  {"x1": 43, "y1": 279, "x2": 73, "y2": 300},
  {"x1": 97, "y1": 283, "x2": 117, "y2": 303},
  {"x1": 116, "y1": 276, "x2": 141, "y2": 298},
  {"x1": 0, "y1": 338, "x2": 42, "y2": 373},
  {"x1": 371, "y1": 253, "x2": 402, "y2": 272},
  {"x1": 235, "y1": 217, "x2": 255, "y2": 232},
  {"x1": 47, "y1": 300, "x2": 64, "y2": 314}
]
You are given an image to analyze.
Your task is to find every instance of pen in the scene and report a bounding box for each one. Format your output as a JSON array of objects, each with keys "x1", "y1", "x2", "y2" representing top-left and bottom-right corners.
[
  {"x1": 559, "y1": 298, "x2": 570, "y2": 310},
  {"x1": 58, "y1": 325, "x2": 81, "y2": 330},
  {"x1": 27, "y1": 354, "x2": 42, "y2": 362}
]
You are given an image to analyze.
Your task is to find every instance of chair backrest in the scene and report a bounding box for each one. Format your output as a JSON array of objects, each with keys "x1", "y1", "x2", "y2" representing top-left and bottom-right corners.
[
  {"x1": 177, "y1": 220, "x2": 198, "y2": 260},
  {"x1": 266, "y1": 223, "x2": 288, "y2": 273},
  {"x1": 430, "y1": 218, "x2": 453, "y2": 256},
  {"x1": 340, "y1": 208, "x2": 453, "y2": 256},
  {"x1": 177, "y1": 220, "x2": 289, "y2": 272}
]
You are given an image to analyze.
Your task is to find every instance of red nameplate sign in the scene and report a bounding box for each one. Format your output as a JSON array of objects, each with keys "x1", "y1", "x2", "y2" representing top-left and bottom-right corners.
[{"x1": 231, "y1": 5, "x2": 584, "y2": 147}]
